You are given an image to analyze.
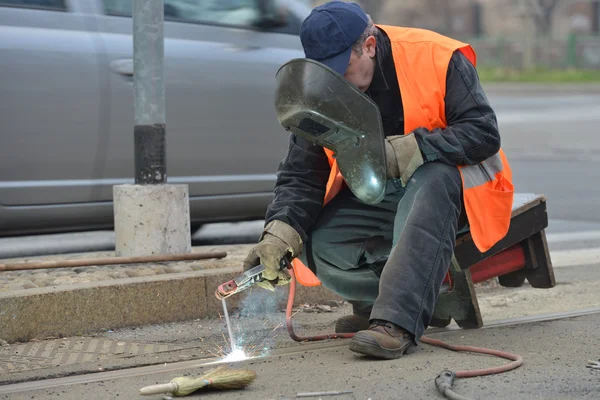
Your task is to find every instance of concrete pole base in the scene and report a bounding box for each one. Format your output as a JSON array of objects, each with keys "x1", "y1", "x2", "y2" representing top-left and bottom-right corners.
[{"x1": 113, "y1": 184, "x2": 192, "y2": 257}]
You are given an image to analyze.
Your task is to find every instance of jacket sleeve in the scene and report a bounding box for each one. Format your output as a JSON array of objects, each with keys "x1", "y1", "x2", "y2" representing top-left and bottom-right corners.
[
  {"x1": 412, "y1": 50, "x2": 501, "y2": 166},
  {"x1": 263, "y1": 133, "x2": 331, "y2": 242}
]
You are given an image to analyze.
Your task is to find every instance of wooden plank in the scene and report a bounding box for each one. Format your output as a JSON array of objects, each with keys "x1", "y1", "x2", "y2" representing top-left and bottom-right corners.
[
  {"x1": 454, "y1": 200, "x2": 548, "y2": 269},
  {"x1": 524, "y1": 230, "x2": 556, "y2": 288},
  {"x1": 431, "y1": 258, "x2": 483, "y2": 329}
]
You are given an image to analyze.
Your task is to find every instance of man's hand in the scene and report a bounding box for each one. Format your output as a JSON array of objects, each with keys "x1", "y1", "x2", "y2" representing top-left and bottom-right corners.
[
  {"x1": 243, "y1": 220, "x2": 303, "y2": 291},
  {"x1": 385, "y1": 133, "x2": 425, "y2": 186}
]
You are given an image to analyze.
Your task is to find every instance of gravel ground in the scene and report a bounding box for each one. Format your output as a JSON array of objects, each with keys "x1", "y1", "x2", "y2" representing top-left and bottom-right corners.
[{"x1": 0, "y1": 245, "x2": 254, "y2": 293}]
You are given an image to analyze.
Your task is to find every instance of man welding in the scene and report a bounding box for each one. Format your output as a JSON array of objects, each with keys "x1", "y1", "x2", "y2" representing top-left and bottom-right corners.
[{"x1": 243, "y1": 0, "x2": 514, "y2": 359}]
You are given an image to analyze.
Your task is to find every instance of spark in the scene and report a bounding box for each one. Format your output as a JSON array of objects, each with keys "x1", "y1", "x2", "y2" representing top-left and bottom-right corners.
[
  {"x1": 206, "y1": 349, "x2": 219, "y2": 358},
  {"x1": 220, "y1": 348, "x2": 248, "y2": 362}
]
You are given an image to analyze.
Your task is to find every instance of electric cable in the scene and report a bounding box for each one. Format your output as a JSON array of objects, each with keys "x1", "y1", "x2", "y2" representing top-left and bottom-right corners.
[{"x1": 284, "y1": 271, "x2": 523, "y2": 400}]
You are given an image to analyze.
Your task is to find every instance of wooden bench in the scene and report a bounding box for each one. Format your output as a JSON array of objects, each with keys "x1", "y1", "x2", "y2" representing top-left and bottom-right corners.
[{"x1": 430, "y1": 193, "x2": 555, "y2": 329}]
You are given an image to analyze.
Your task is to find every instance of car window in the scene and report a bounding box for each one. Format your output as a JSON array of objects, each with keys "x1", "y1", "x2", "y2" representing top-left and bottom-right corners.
[
  {"x1": 102, "y1": 0, "x2": 302, "y2": 34},
  {"x1": 0, "y1": 0, "x2": 66, "y2": 10},
  {"x1": 102, "y1": 0, "x2": 262, "y2": 28},
  {"x1": 269, "y1": 3, "x2": 301, "y2": 35}
]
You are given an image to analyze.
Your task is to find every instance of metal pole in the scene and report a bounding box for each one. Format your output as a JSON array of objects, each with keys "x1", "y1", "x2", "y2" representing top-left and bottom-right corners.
[{"x1": 133, "y1": 0, "x2": 166, "y2": 184}]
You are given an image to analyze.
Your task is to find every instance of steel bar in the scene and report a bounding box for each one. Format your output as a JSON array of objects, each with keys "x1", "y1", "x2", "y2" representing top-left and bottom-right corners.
[{"x1": 0, "y1": 251, "x2": 227, "y2": 271}]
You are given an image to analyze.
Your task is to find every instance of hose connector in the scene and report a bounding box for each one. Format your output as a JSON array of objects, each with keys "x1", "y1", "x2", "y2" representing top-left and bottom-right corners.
[{"x1": 435, "y1": 370, "x2": 456, "y2": 394}]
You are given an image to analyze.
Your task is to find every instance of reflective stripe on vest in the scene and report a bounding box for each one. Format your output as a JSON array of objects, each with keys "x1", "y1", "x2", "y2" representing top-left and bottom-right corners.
[{"x1": 461, "y1": 153, "x2": 503, "y2": 189}]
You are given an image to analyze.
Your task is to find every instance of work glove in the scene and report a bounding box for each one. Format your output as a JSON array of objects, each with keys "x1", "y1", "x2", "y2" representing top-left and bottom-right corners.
[
  {"x1": 243, "y1": 220, "x2": 303, "y2": 292},
  {"x1": 385, "y1": 133, "x2": 425, "y2": 186}
]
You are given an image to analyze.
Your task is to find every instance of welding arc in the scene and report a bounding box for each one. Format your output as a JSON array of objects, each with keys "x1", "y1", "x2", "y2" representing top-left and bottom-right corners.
[{"x1": 285, "y1": 272, "x2": 523, "y2": 400}]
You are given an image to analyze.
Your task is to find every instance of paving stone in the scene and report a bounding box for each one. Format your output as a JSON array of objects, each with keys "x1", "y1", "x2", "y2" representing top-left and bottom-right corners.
[
  {"x1": 88, "y1": 272, "x2": 113, "y2": 282},
  {"x1": 55, "y1": 271, "x2": 77, "y2": 277},
  {"x1": 22, "y1": 282, "x2": 39, "y2": 289},
  {"x1": 0, "y1": 244, "x2": 253, "y2": 294},
  {"x1": 69, "y1": 276, "x2": 89, "y2": 284},
  {"x1": 125, "y1": 269, "x2": 156, "y2": 278},
  {"x1": 164, "y1": 265, "x2": 193, "y2": 273},
  {"x1": 151, "y1": 266, "x2": 166, "y2": 275},
  {"x1": 14, "y1": 276, "x2": 37, "y2": 283},
  {"x1": 109, "y1": 271, "x2": 130, "y2": 279},
  {"x1": 49, "y1": 277, "x2": 76, "y2": 286}
]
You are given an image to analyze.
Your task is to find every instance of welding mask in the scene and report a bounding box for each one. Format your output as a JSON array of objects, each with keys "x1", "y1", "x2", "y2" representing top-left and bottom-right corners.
[{"x1": 274, "y1": 58, "x2": 387, "y2": 205}]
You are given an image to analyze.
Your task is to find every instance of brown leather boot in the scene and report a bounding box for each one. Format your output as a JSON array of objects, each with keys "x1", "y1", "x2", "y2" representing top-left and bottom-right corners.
[
  {"x1": 335, "y1": 314, "x2": 371, "y2": 333},
  {"x1": 349, "y1": 320, "x2": 415, "y2": 359}
]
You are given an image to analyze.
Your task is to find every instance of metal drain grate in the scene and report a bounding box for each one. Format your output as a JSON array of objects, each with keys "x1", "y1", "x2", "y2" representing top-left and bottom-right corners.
[{"x1": 0, "y1": 338, "x2": 185, "y2": 373}]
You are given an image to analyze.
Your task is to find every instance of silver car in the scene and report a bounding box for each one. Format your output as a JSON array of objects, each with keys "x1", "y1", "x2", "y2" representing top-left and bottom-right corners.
[{"x1": 0, "y1": 0, "x2": 312, "y2": 236}]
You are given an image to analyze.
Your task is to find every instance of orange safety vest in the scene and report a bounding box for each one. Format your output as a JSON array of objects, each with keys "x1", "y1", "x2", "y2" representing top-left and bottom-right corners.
[{"x1": 292, "y1": 25, "x2": 514, "y2": 287}]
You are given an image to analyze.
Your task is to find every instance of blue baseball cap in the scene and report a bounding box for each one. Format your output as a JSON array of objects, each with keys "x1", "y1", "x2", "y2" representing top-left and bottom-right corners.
[{"x1": 300, "y1": 1, "x2": 369, "y2": 76}]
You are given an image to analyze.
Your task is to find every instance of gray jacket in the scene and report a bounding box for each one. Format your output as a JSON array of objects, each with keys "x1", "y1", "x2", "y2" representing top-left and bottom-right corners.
[{"x1": 265, "y1": 28, "x2": 501, "y2": 242}]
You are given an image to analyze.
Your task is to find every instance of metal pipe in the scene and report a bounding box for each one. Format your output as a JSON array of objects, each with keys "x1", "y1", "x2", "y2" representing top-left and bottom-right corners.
[
  {"x1": 133, "y1": 0, "x2": 166, "y2": 184},
  {"x1": 296, "y1": 391, "x2": 354, "y2": 398},
  {"x1": 0, "y1": 251, "x2": 227, "y2": 272}
]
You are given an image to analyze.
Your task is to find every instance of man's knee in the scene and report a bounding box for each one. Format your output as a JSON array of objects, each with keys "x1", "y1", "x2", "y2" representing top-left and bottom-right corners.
[{"x1": 410, "y1": 162, "x2": 462, "y2": 197}]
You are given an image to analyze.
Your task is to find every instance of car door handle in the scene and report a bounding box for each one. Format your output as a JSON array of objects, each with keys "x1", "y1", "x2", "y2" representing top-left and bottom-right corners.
[{"x1": 109, "y1": 59, "x2": 134, "y2": 77}]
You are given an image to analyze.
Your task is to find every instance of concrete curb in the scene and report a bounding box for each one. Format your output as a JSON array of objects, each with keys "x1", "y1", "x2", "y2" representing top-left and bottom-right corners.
[{"x1": 0, "y1": 256, "x2": 340, "y2": 344}]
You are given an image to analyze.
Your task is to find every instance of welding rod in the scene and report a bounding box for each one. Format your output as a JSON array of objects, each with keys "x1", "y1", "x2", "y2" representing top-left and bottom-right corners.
[{"x1": 296, "y1": 390, "x2": 354, "y2": 398}]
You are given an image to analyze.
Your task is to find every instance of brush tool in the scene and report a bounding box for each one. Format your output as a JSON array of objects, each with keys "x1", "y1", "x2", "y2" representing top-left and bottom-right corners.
[{"x1": 139, "y1": 366, "x2": 257, "y2": 396}]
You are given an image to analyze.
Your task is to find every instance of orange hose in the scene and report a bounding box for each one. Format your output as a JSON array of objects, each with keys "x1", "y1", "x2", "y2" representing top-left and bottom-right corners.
[
  {"x1": 419, "y1": 336, "x2": 523, "y2": 378},
  {"x1": 285, "y1": 271, "x2": 523, "y2": 388},
  {"x1": 285, "y1": 271, "x2": 354, "y2": 342}
]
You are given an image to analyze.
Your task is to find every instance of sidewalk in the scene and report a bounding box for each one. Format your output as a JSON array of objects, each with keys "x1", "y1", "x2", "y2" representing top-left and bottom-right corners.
[
  {"x1": 0, "y1": 245, "x2": 340, "y2": 344},
  {"x1": 3, "y1": 244, "x2": 600, "y2": 346}
]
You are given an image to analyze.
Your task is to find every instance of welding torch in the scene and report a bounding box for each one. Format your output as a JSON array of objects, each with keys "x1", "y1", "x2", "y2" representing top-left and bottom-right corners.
[{"x1": 215, "y1": 256, "x2": 292, "y2": 300}]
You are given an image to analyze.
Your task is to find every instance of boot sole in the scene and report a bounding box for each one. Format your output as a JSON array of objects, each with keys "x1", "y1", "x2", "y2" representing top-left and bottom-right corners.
[{"x1": 349, "y1": 332, "x2": 414, "y2": 360}]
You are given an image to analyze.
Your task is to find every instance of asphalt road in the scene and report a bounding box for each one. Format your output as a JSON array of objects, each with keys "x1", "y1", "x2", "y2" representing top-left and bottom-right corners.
[
  {"x1": 488, "y1": 89, "x2": 600, "y2": 224},
  {"x1": 3, "y1": 311, "x2": 599, "y2": 400}
]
